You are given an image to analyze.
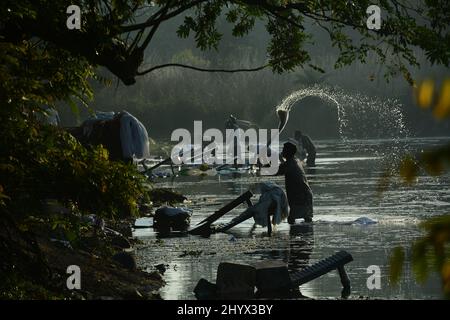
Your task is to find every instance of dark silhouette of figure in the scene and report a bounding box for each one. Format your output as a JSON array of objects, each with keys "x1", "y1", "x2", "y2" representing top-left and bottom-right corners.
[
  {"x1": 294, "y1": 130, "x2": 316, "y2": 167},
  {"x1": 225, "y1": 114, "x2": 239, "y2": 130},
  {"x1": 277, "y1": 142, "x2": 313, "y2": 223},
  {"x1": 225, "y1": 114, "x2": 239, "y2": 168}
]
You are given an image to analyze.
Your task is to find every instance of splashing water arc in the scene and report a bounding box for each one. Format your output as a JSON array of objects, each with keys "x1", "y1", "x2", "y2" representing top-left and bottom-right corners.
[
  {"x1": 275, "y1": 85, "x2": 409, "y2": 140},
  {"x1": 276, "y1": 87, "x2": 341, "y2": 134},
  {"x1": 274, "y1": 85, "x2": 411, "y2": 168}
]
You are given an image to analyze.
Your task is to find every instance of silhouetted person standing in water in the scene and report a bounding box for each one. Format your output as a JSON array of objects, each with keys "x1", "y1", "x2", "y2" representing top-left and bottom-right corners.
[
  {"x1": 294, "y1": 130, "x2": 316, "y2": 167},
  {"x1": 225, "y1": 114, "x2": 240, "y2": 168},
  {"x1": 277, "y1": 142, "x2": 313, "y2": 223}
]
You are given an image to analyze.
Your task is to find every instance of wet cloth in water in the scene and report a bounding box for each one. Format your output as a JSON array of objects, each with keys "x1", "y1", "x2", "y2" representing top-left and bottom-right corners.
[{"x1": 251, "y1": 182, "x2": 289, "y2": 227}]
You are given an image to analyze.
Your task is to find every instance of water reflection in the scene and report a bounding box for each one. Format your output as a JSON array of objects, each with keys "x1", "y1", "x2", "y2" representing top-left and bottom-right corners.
[
  {"x1": 288, "y1": 224, "x2": 314, "y2": 273},
  {"x1": 305, "y1": 166, "x2": 317, "y2": 176},
  {"x1": 135, "y1": 138, "x2": 450, "y2": 300}
]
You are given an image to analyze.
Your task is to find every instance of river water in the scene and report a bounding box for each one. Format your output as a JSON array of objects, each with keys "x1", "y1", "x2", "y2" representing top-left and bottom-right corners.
[{"x1": 134, "y1": 137, "x2": 450, "y2": 300}]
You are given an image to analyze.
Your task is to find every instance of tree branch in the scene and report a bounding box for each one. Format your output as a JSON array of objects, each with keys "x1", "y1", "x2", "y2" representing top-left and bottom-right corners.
[
  {"x1": 135, "y1": 53, "x2": 303, "y2": 75},
  {"x1": 136, "y1": 62, "x2": 268, "y2": 75},
  {"x1": 138, "y1": 1, "x2": 172, "y2": 50},
  {"x1": 120, "y1": 0, "x2": 207, "y2": 33}
]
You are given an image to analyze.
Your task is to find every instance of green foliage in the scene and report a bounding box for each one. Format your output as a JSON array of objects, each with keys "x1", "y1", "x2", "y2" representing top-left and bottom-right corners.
[
  {"x1": 389, "y1": 247, "x2": 405, "y2": 284},
  {"x1": 0, "y1": 32, "x2": 145, "y2": 220},
  {"x1": 0, "y1": 14, "x2": 147, "y2": 296},
  {"x1": 386, "y1": 78, "x2": 450, "y2": 298},
  {"x1": 391, "y1": 216, "x2": 450, "y2": 298},
  {"x1": 177, "y1": 1, "x2": 224, "y2": 50},
  {"x1": 226, "y1": 6, "x2": 257, "y2": 37},
  {"x1": 397, "y1": 79, "x2": 450, "y2": 184},
  {"x1": 0, "y1": 114, "x2": 145, "y2": 219},
  {"x1": 3, "y1": 1, "x2": 449, "y2": 84},
  {"x1": 0, "y1": 276, "x2": 63, "y2": 300},
  {"x1": 266, "y1": 17, "x2": 310, "y2": 73},
  {"x1": 0, "y1": 40, "x2": 94, "y2": 113},
  {"x1": 0, "y1": 1, "x2": 156, "y2": 299},
  {"x1": 398, "y1": 145, "x2": 450, "y2": 184}
]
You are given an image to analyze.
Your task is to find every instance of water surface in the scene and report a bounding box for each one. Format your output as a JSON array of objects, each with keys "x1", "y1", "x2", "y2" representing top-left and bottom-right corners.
[{"x1": 135, "y1": 138, "x2": 450, "y2": 300}]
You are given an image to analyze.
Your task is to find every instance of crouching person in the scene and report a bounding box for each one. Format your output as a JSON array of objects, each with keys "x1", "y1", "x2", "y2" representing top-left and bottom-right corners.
[
  {"x1": 214, "y1": 182, "x2": 288, "y2": 235},
  {"x1": 277, "y1": 142, "x2": 313, "y2": 223},
  {"x1": 251, "y1": 182, "x2": 289, "y2": 229}
]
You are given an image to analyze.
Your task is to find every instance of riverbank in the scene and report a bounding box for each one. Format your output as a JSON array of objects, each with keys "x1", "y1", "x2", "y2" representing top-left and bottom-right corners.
[
  {"x1": 37, "y1": 224, "x2": 163, "y2": 300},
  {"x1": 0, "y1": 187, "x2": 187, "y2": 300},
  {"x1": 0, "y1": 215, "x2": 164, "y2": 300}
]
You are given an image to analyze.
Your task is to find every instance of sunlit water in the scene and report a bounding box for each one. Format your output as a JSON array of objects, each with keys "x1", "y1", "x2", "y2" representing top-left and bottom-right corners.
[{"x1": 134, "y1": 137, "x2": 450, "y2": 300}]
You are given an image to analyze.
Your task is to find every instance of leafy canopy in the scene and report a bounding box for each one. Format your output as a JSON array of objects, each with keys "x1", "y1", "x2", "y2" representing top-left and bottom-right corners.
[
  {"x1": 2, "y1": 0, "x2": 449, "y2": 85},
  {"x1": 0, "y1": 21, "x2": 145, "y2": 222}
]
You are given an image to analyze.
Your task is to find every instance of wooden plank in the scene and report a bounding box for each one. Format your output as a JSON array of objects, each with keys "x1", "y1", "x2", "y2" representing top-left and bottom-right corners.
[
  {"x1": 188, "y1": 191, "x2": 253, "y2": 235},
  {"x1": 143, "y1": 157, "x2": 172, "y2": 173},
  {"x1": 195, "y1": 191, "x2": 253, "y2": 226},
  {"x1": 213, "y1": 210, "x2": 254, "y2": 233},
  {"x1": 290, "y1": 251, "x2": 353, "y2": 287}
]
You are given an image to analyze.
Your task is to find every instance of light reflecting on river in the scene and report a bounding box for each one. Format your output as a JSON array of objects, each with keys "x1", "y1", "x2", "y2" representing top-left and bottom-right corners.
[{"x1": 134, "y1": 138, "x2": 450, "y2": 300}]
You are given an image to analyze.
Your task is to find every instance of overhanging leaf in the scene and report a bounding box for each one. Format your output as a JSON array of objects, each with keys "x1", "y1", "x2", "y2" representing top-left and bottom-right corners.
[{"x1": 389, "y1": 246, "x2": 405, "y2": 285}]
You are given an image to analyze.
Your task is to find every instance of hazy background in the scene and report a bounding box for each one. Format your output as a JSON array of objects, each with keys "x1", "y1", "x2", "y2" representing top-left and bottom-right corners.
[{"x1": 58, "y1": 13, "x2": 450, "y2": 140}]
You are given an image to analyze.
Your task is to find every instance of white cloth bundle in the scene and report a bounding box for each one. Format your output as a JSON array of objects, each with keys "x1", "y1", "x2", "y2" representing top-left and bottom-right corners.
[{"x1": 119, "y1": 111, "x2": 150, "y2": 159}]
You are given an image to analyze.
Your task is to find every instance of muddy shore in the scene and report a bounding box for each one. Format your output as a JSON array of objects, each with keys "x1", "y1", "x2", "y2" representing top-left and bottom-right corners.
[{"x1": 0, "y1": 187, "x2": 189, "y2": 300}]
